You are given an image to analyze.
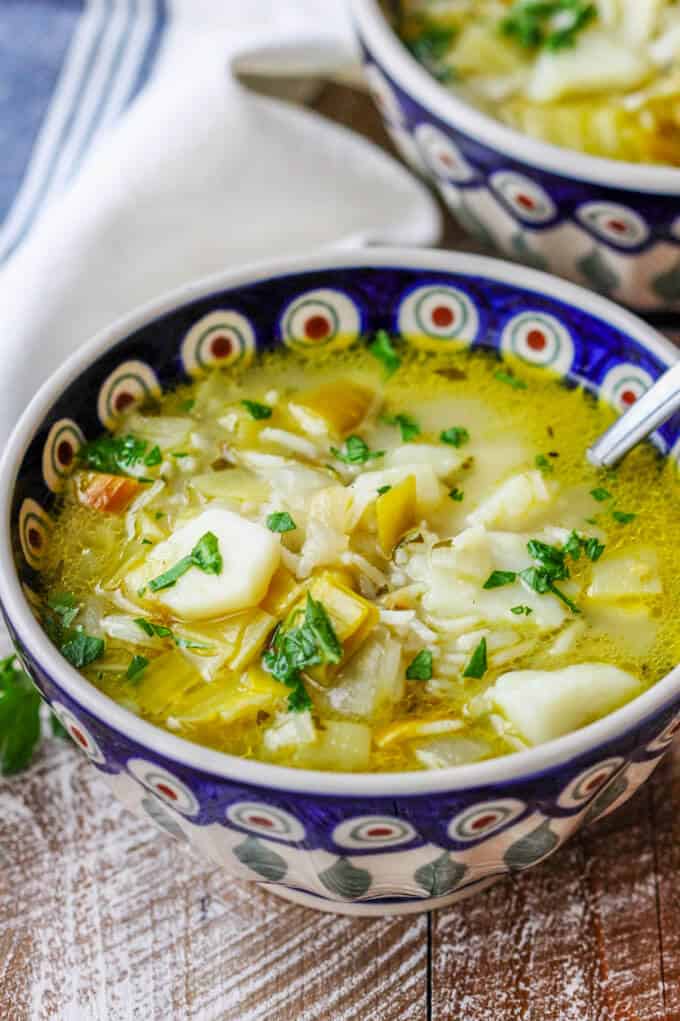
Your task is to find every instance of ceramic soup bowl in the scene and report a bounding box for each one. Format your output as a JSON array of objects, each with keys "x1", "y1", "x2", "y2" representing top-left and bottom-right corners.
[
  {"x1": 351, "y1": 0, "x2": 680, "y2": 313},
  {"x1": 1, "y1": 249, "x2": 678, "y2": 917}
]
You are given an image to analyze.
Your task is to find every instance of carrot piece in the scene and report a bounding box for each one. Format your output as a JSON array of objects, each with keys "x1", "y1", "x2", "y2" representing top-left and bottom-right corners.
[{"x1": 77, "y1": 472, "x2": 143, "y2": 514}]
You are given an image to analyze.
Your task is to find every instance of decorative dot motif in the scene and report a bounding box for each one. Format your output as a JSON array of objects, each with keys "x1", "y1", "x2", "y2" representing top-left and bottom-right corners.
[
  {"x1": 557, "y1": 757, "x2": 624, "y2": 810},
  {"x1": 127, "y1": 758, "x2": 199, "y2": 816},
  {"x1": 364, "y1": 63, "x2": 405, "y2": 126},
  {"x1": 18, "y1": 498, "x2": 51, "y2": 569},
  {"x1": 332, "y1": 815, "x2": 417, "y2": 850},
  {"x1": 42, "y1": 418, "x2": 85, "y2": 492},
  {"x1": 576, "y1": 202, "x2": 649, "y2": 248},
  {"x1": 501, "y1": 311, "x2": 575, "y2": 374},
  {"x1": 645, "y1": 714, "x2": 680, "y2": 754},
  {"x1": 51, "y1": 702, "x2": 106, "y2": 764},
  {"x1": 181, "y1": 310, "x2": 256, "y2": 377},
  {"x1": 448, "y1": 799, "x2": 526, "y2": 843},
  {"x1": 599, "y1": 363, "x2": 654, "y2": 414},
  {"x1": 397, "y1": 283, "x2": 479, "y2": 350},
  {"x1": 97, "y1": 360, "x2": 161, "y2": 429},
  {"x1": 226, "y1": 801, "x2": 306, "y2": 843},
  {"x1": 414, "y1": 122, "x2": 475, "y2": 183},
  {"x1": 490, "y1": 171, "x2": 556, "y2": 224},
  {"x1": 280, "y1": 288, "x2": 361, "y2": 352}
]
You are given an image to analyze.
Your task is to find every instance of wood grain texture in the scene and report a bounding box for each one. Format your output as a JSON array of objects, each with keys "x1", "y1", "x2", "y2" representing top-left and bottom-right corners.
[{"x1": 0, "y1": 81, "x2": 678, "y2": 1021}]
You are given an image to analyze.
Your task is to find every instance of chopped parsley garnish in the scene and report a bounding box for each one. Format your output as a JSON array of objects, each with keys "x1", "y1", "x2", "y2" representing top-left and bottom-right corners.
[
  {"x1": 382, "y1": 412, "x2": 421, "y2": 442},
  {"x1": 511, "y1": 605, "x2": 533, "y2": 616},
  {"x1": 43, "y1": 594, "x2": 106, "y2": 669},
  {"x1": 449, "y1": 487, "x2": 464, "y2": 502},
  {"x1": 60, "y1": 632, "x2": 106, "y2": 669},
  {"x1": 500, "y1": 0, "x2": 596, "y2": 52},
  {"x1": 483, "y1": 570, "x2": 517, "y2": 590},
  {"x1": 179, "y1": 398, "x2": 195, "y2": 413},
  {"x1": 144, "y1": 445, "x2": 162, "y2": 467},
  {"x1": 134, "y1": 618, "x2": 211, "y2": 650},
  {"x1": 148, "y1": 530, "x2": 222, "y2": 592},
  {"x1": 126, "y1": 655, "x2": 149, "y2": 683},
  {"x1": 535, "y1": 454, "x2": 553, "y2": 474},
  {"x1": 494, "y1": 369, "x2": 527, "y2": 390},
  {"x1": 463, "y1": 637, "x2": 487, "y2": 679},
  {"x1": 0, "y1": 654, "x2": 42, "y2": 775},
  {"x1": 368, "y1": 329, "x2": 401, "y2": 376},
  {"x1": 405, "y1": 19, "x2": 457, "y2": 74},
  {"x1": 262, "y1": 594, "x2": 342, "y2": 712},
  {"x1": 584, "y1": 537, "x2": 605, "y2": 562},
  {"x1": 172, "y1": 452, "x2": 189, "y2": 459},
  {"x1": 440, "y1": 426, "x2": 470, "y2": 448},
  {"x1": 330, "y1": 435, "x2": 385, "y2": 465},
  {"x1": 141, "y1": 539, "x2": 153, "y2": 546},
  {"x1": 612, "y1": 510, "x2": 636, "y2": 524},
  {"x1": 406, "y1": 649, "x2": 433, "y2": 681},
  {"x1": 518, "y1": 535, "x2": 595, "y2": 614},
  {"x1": 590, "y1": 487, "x2": 612, "y2": 502},
  {"x1": 377, "y1": 485, "x2": 392, "y2": 496},
  {"x1": 267, "y1": 511, "x2": 297, "y2": 533},
  {"x1": 78, "y1": 434, "x2": 148, "y2": 476},
  {"x1": 241, "y1": 399, "x2": 272, "y2": 420}
]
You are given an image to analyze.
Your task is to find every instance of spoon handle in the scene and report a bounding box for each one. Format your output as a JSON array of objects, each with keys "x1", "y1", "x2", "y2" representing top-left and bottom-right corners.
[{"x1": 588, "y1": 362, "x2": 680, "y2": 469}]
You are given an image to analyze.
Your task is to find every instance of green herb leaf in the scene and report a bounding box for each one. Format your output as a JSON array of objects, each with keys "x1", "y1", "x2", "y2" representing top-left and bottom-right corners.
[
  {"x1": 368, "y1": 329, "x2": 401, "y2": 376},
  {"x1": 266, "y1": 511, "x2": 297, "y2": 533},
  {"x1": 126, "y1": 655, "x2": 149, "y2": 683},
  {"x1": 241, "y1": 399, "x2": 272, "y2": 420},
  {"x1": 584, "y1": 537, "x2": 605, "y2": 562},
  {"x1": 510, "y1": 605, "x2": 533, "y2": 616},
  {"x1": 60, "y1": 631, "x2": 106, "y2": 669},
  {"x1": 382, "y1": 412, "x2": 421, "y2": 442},
  {"x1": 262, "y1": 595, "x2": 342, "y2": 712},
  {"x1": 78, "y1": 434, "x2": 148, "y2": 476},
  {"x1": 405, "y1": 20, "x2": 456, "y2": 66},
  {"x1": 501, "y1": 1, "x2": 596, "y2": 52},
  {"x1": 519, "y1": 566, "x2": 553, "y2": 595},
  {"x1": 47, "y1": 591, "x2": 80, "y2": 629},
  {"x1": 449, "y1": 487, "x2": 464, "y2": 502},
  {"x1": 304, "y1": 594, "x2": 342, "y2": 664},
  {"x1": 463, "y1": 637, "x2": 487, "y2": 679},
  {"x1": 172, "y1": 452, "x2": 189, "y2": 459},
  {"x1": 149, "y1": 531, "x2": 223, "y2": 591},
  {"x1": 179, "y1": 398, "x2": 195, "y2": 413},
  {"x1": 135, "y1": 618, "x2": 155, "y2": 637},
  {"x1": 331, "y1": 435, "x2": 385, "y2": 465},
  {"x1": 612, "y1": 510, "x2": 636, "y2": 524},
  {"x1": 0, "y1": 655, "x2": 42, "y2": 774},
  {"x1": 590, "y1": 487, "x2": 612, "y2": 502},
  {"x1": 440, "y1": 426, "x2": 470, "y2": 448},
  {"x1": 51, "y1": 714, "x2": 68, "y2": 739},
  {"x1": 377, "y1": 485, "x2": 392, "y2": 496},
  {"x1": 406, "y1": 649, "x2": 433, "y2": 681},
  {"x1": 483, "y1": 570, "x2": 517, "y2": 590},
  {"x1": 144, "y1": 445, "x2": 162, "y2": 467},
  {"x1": 494, "y1": 369, "x2": 527, "y2": 390},
  {"x1": 535, "y1": 454, "x2": 553, "y2": 474}
]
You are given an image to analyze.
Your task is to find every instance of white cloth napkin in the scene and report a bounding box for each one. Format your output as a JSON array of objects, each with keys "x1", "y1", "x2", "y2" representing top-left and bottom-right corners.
[{"x1": 0, "y1": 0, "x2": 440, "y2": 444}]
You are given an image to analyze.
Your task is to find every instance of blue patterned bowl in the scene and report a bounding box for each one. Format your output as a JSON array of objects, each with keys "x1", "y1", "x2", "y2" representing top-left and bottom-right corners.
[
  {"x1": 351, "y1": 0, "x2": 680, "y2": 313},
  {"x1": 1, "y1": 250, "x2": 678, "y2": 916}
]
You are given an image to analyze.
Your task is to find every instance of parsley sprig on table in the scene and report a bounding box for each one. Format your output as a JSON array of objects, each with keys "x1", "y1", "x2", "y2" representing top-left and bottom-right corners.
[
  {"x1": 262, "y1": 594, "x2": 342, "y2": 712},
  {"x1": 0, "y1": 655, "x2": 42, "y2": 774}
]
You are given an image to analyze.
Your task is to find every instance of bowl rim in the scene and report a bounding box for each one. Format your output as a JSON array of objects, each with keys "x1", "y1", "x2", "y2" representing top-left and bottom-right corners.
[
  {"x1": 350, "y1": 0, "x2": 680, "y2": 196},
  {"x1": 1, "y1": 246, "x2": 678, "y2": 797}
]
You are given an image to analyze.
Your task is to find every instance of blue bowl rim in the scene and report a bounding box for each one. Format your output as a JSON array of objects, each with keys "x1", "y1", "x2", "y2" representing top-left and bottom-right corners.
[
  {"x1": 350, "y1": 0, "x2": 680, "y2": 195},
  {"x1": 0, "y1": 247, "x2": 678, "y2": 796}
]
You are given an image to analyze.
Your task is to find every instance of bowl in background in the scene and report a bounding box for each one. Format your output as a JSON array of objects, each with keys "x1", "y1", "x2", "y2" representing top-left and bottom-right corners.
[
  {"x1": 0, "y1": 248, "x2": 678, "y2": 916},
  {"x1": 351, "y1": 0, "x2": 680, "y2": 313}
]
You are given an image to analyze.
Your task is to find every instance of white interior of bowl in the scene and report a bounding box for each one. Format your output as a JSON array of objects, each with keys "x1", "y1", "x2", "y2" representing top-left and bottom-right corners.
[
  {"x1": 350, "y1": 0, "x2": 680, "y2": 195},
  {"x1": 0, "y1": 247, "x2": 678, "y2": 796}
]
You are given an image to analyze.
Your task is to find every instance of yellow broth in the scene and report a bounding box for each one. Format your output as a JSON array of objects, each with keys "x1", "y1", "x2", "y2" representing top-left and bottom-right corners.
[{"x1": 39, "y1": 345, "x2": 680, "y2": 771}]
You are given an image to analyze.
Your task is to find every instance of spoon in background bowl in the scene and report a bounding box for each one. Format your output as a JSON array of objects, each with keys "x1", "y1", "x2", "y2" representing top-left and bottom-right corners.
[{"x1": 588, "y1": 362, "x2": 680, "y2": 468}]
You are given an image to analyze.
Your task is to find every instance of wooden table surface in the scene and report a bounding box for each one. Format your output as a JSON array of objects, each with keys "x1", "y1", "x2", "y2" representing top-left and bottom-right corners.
[{"x1": 1, "y1": 82, "x2": 679, "y2": 1021}]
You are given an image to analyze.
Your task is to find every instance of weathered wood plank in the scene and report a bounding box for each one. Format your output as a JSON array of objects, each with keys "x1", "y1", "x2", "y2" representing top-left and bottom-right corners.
[{"x1": 0, "y1": 739, "x2": 428, "y2": 1021}]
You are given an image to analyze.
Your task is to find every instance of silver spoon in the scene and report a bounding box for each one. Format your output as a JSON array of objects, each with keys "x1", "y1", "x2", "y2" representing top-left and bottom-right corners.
[{"x1": 588, "y1": 361, "x2": 680, "y2": 468}]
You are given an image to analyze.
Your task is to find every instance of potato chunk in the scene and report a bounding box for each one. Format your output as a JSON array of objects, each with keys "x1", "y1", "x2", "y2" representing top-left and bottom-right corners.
[
  {"x1": 587, "y1": 547, "x2": 662, "y2": 601},
  {"x1": 491, "y1": 663, "x2": 641, "y2": 745},
  {"x1": 466, "y1": 471, "x2": 556, "y2": 531},
  {"x1": 130, "y1": 507, "x2": 280, "y2": 621}
]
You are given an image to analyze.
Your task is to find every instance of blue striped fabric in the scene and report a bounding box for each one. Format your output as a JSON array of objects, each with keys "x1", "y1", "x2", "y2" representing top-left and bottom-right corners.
[{"x1": 0, "y1": 0, "x2": 167, "y2": 264}]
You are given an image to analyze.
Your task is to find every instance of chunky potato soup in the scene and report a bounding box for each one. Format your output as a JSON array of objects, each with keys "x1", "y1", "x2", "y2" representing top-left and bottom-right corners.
[
  {"x1": 39, "y1": 341, "x2": 679, "y2": 772},
  {"x1": 394, "y1": 0, "x2": 680, "y2": 164}
]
